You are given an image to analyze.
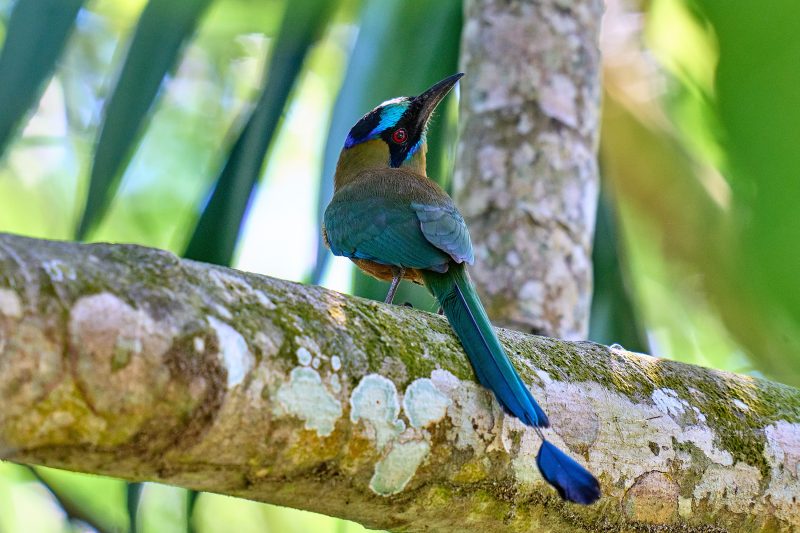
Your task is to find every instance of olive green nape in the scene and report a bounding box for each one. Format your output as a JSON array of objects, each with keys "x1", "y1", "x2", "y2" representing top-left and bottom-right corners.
[{"x1": 333, "y1": 139, "x2": 428, "y2": 191}]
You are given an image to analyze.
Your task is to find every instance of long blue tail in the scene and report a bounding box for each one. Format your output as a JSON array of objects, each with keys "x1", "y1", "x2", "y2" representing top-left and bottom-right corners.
[{"x1": 423, "y1": 264, "x2": 600, "y2": 504}]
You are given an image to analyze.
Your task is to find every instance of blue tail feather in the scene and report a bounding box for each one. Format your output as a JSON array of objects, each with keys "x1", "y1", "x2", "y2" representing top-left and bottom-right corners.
[
  {"x1": 423, "y1": 264, "x2": 549, "y2": 427},
  {"x1": 423, "y1": 263, "x2": 601, "y2": 504},
  {"x1": 537, "y1": 440, "x2": 601, "y2": 504}
]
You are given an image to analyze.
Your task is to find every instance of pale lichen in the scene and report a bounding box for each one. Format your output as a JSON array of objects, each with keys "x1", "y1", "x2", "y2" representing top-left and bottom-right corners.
[
  {"x1": 212, "y1": 304, "x2": 233, "y2": 320},
  {"x1": 275, "y1": 367, "x2": 342, "y2": 437},
  {"x1": 209, "y1": 269, "x2": 258, "y2": 305},
  {"x1": 763, "y1": 421, "x2": 800, "y2": 522},
  {"x1": 296, "y1": 347, "x2": 312, "y2": 366},
  {"x1": 402, "y1": 378, "x2": 451, "y2": 429},
  {"x1": 193, "y1": 336, "x2": 205, "y2": 354},
  {"x1": 677, "y1": 426, "x2": 732, "y2": 466},
  {"x1": 555, "y1": 380, "x2": 729, "y2": 489},
  {"x1": 678, "y1": 496, "x2": 692, "y2": 518},
  {"x1": 350, "y1": 374, "x2": 405, "y2": 449},
  {"x1": 41, "y1": 259, "x2": 77, "y2": 282},
  {"x1": 329, "y1": 373, "x2": 341, "y2": 394},
  {"x1": 370, "y1": 440, "x2": 431, "y2": 496},
  {"x1": 539, "y1": 73, "x2": 578, "y2": 128},
  {"x1": 502, "y1": 416, "x2": 544, "y2": 486},
  {"x1": 0, "y1": 288, "x2": 22, "y2": 319},
  {"x1": 253, "y1": 322, "x2": 284, "y2": 360},
  {"x1": 431, "y1": 369, "x2": 499, "y2": 453},
  {"x1": 732, "y1": 398, "x2": 750, "y2": 412},
  {"x1": 254, "y1": 290, "x2": 276, "y2": 310},
  {"x1": 347, "y1": 374, "x2": 448, "y2": 497},
  {"x1": 651, "y1": 388, "x2": 707, "y2": 425},
  {"x1": 207, "y1": 315, "x2": 253, "y2": 388},
  {"x1": 295, "y1": 336, "x2": 322, "y2": 361}
]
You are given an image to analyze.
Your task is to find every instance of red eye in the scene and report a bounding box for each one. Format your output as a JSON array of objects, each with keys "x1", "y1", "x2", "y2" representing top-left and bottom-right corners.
[{"x1": 391, "y1": 128, "x2": 407, "y2": 144}]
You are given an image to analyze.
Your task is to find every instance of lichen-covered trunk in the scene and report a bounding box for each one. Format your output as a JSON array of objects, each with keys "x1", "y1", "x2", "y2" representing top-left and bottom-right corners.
[
  {"x1": 0, "y1": 233, "x2": 797, "y2": 531},
  {"x1": 455, "y1": 0, "x2": 603, "y2": 339}
]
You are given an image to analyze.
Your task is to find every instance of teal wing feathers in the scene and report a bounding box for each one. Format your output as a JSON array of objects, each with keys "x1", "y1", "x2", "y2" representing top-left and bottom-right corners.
[
  {"x1": 412, "y1": 202, "x2": 474, "y2": 265},
  {"x1": 324, "y1": 169, "x2": 473, "y2": 270},
  {"x1": 325, "y1": 195, "x2": 451, "y2": 270}
]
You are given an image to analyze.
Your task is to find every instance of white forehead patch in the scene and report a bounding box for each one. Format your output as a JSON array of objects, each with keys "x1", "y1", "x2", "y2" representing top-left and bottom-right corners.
[{"x1": 378, "y1": 96, "x2": 409, "y2": 108}]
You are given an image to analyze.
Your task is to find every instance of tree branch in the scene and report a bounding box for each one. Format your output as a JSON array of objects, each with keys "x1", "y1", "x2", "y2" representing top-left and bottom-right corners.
[
  {"x1": 455, "y1": 0, "x2": 603, "y2": 339},
  {"x1": 0, "y1": 233, "x2": 797, "y2": 531}
]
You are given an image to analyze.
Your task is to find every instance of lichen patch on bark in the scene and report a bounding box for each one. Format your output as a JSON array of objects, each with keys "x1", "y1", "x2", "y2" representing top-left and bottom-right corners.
[
  {"x1": 429, "y1": 369, "x2": 500, "y2": 453},
  {"x1": 370, "y1": 440, "x2": 431, "y2": 496},
  {"x1": 763, "y1": 421, "x2": 800, "y2": 522},
  {"x1": 350, "y1": 374, "x2": 405, "y2": 449},
  {"x1": 652, "y1": 387, "x2": 707, "y2": 425},
  {"x1": 296, "y1": 347, "x2": 313, "y2": 366},
  {"x1": 0, "y1": 288, "x2": 21, "y2": 318},
  {"x1": 207, "y1": 315, "x2": 253, "y2": 388},
  {"x1": 402, "y1": 378, "x2": 451, "y2": 429},
  {"x1": 41, "y1": 259, "x2": 77, "y2": 283},
  {"x1": 274, "y1": 367, "x2": 342, "y2": 437}
]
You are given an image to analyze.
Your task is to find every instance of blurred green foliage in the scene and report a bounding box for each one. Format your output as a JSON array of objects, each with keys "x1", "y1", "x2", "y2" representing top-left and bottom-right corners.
[
  {"x1": 77, "y1": 0, "x2": 213, "y2": 239},
  {"x1": 0, "y1": 0, "x2": 84, "y2": 157},
  {"x1": 184, "y1": 0, "x2": 333, "y2": 266},
  {"x1": 600, "y1": 0, "x2": 800, "y2": 383},
  {"x1": 691, "y1": 0, "x2": 800, "y2": 382},
  {"x1": 0, "y1": 0, "x2": 798, "y2": 530}
]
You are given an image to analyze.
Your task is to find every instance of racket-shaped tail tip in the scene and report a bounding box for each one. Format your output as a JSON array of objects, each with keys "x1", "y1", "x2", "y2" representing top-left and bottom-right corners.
[{"x1": 536, "y1": 440, "x2": 601, "y2": 505}]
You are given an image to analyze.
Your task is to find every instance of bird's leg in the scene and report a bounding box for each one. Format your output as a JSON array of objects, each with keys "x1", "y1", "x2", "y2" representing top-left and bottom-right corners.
[{"x1": 384, "y1": 267, "x2": 405, "y2": 304}]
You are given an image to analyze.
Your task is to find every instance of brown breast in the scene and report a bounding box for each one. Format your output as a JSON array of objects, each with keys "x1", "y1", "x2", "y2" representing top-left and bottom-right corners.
[{"x1": 352, "y1": 259, "x2": 424, "y2": 284}]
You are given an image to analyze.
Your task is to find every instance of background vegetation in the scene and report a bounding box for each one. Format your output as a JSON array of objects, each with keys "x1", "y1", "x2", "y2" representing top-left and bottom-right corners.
[{"x1": 0, "y1": 0, "x2": 797, "y2": 531}]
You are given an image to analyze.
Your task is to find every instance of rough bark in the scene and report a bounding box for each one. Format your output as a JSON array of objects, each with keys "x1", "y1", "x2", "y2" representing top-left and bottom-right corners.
[
  {"x1": 0, "y1": 233, "x2": 798, "y2": 532},
  {"x1": 455, "y1": 0, "x2": 603, "y2": 339}
]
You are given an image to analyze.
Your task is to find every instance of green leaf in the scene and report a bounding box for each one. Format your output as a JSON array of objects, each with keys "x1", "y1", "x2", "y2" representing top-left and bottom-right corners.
[
  {"x1": 187, "y1": 489, "x2": 200, "y2": 532},
  {"x1": 29, "y1": 467, "x2": 128, "y2": 533},
  {"x1": 183, "y1": 0, "x2": 334, "y2": 266},
  {"x1": 588, "y1": 185, "x2": 649, "y2": 353},
  {"x1": 0, "y1": 0, "x2": 84, "y2": 159},
  {"x1": 710, "y1": 2, "x2": 800, "y2": 382},
  {"x1": 683, "y1": 1, "x2": 800, "y2": 384},
  {"x1": 77, "y1": 0, "x2": 213, "y2": 240},
  {"x1": 127, "y1": 481, "x2": 143, "y2": 533},
  {"x1": 311, "y1": 0, "x2": 463, "y2": 294}
]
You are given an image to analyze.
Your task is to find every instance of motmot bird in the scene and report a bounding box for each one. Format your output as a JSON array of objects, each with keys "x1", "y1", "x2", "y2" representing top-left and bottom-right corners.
[{"x1": 323, "y1": 73, "x2": 600, "y2": 504}]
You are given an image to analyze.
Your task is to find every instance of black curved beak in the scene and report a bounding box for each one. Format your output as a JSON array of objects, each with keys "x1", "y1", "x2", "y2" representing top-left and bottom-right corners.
[{"x1": 414, "y1": 73, "x2": 463, "y2": 129}]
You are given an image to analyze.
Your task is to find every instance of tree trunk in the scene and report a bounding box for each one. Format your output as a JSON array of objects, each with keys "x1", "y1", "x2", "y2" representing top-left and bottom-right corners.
[
  {"x1": 455, "y1": 0, "x2": 603, "y2": 339},
  {"x1": 0, "y1": 233, "x2": 797, "y2": 532}
]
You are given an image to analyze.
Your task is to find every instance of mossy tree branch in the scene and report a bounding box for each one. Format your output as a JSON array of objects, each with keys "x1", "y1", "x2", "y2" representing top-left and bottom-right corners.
[{"x1": 0, "y1": 233, "x2": 797, "y2": 532}]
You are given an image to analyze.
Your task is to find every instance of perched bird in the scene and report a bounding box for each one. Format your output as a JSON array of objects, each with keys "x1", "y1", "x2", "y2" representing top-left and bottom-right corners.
[{"x1": 323, "y1": 73, "x2": 600, "y2": 504}]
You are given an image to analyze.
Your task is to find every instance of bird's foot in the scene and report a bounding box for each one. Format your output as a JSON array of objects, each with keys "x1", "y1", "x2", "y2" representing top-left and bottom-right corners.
[{"x1": 384, "y1": 267, "x2": 406, "y2": 304}]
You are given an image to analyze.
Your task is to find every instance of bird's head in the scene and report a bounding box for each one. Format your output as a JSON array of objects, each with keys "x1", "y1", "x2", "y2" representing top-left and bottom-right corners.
[{"x1": 335, "y1": 73, "x2": 463, "y2": 184}]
